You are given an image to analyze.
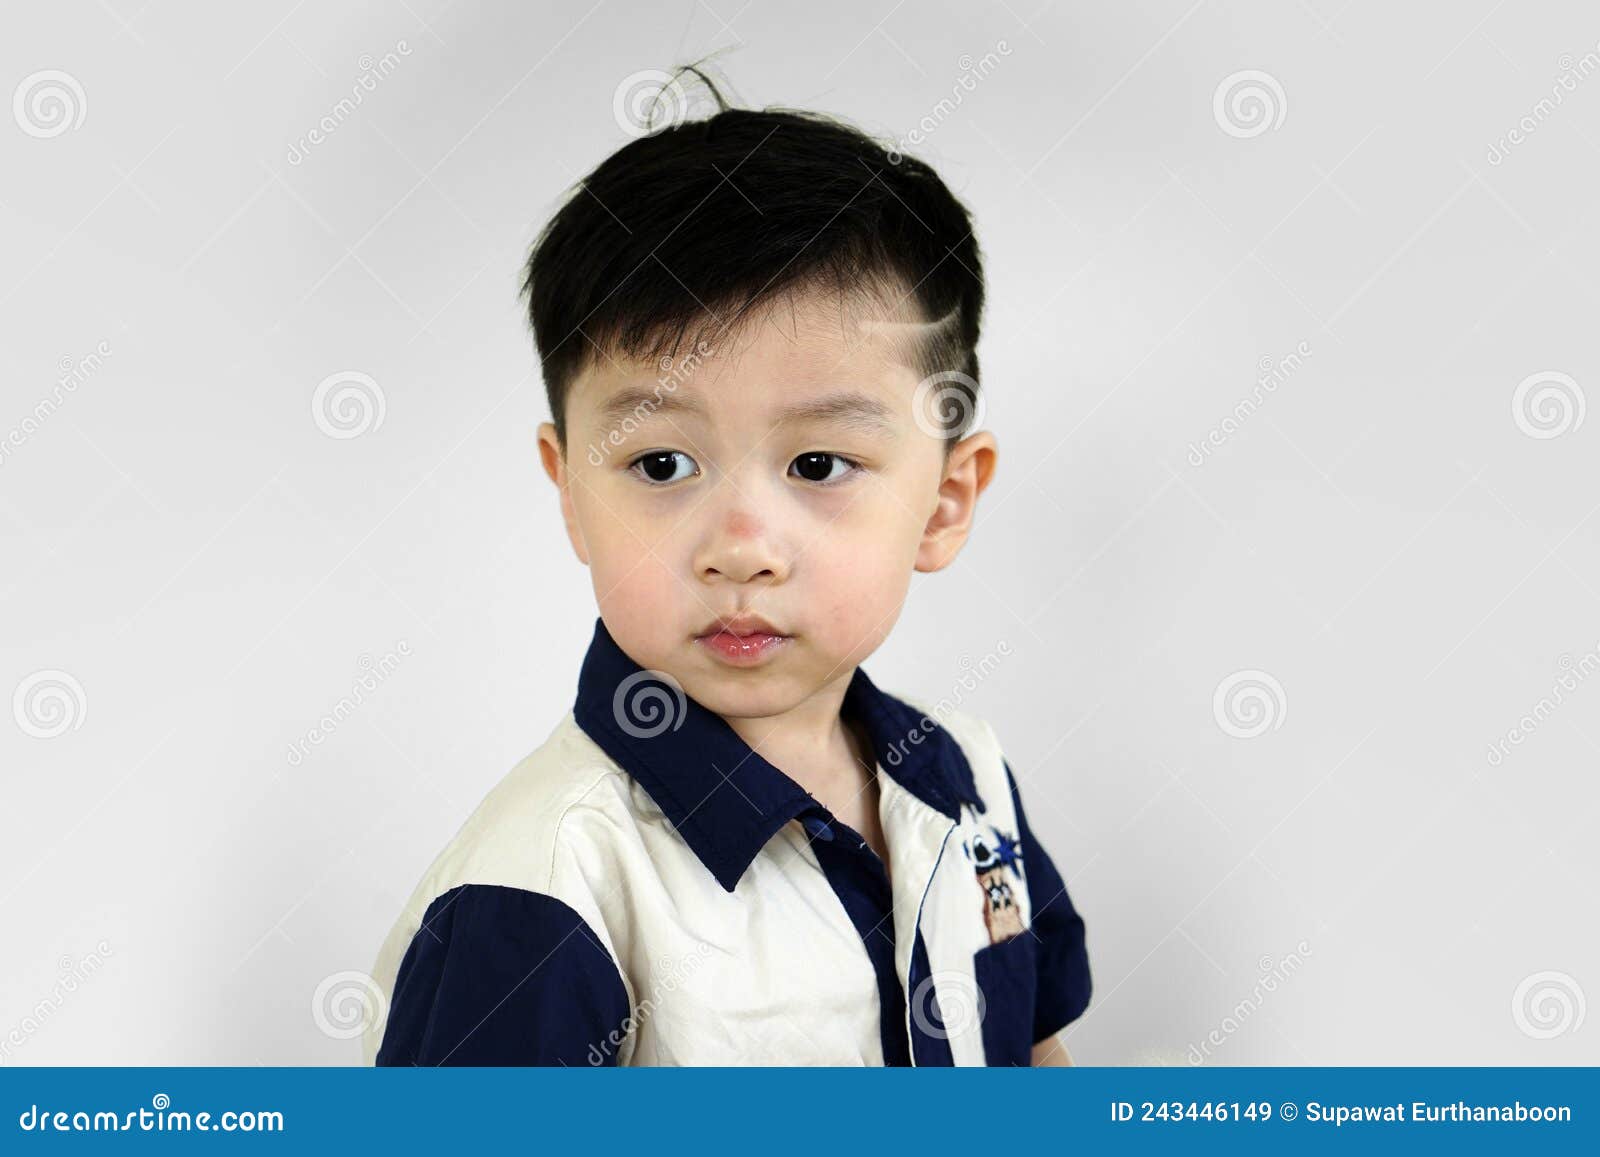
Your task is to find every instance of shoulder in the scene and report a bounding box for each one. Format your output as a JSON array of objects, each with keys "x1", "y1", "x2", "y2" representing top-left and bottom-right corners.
[
  {"x1": 404, "y1": 711, "x2": 639, "y2": 901},
  {"x1": 369, "y1": 879, "x2": 635, "y2": 1066},
  {"x1": 361, "y1": 713, "x2": 645, "y2": 1061},
  {"x1": 891, "y1": 691, "x2": 1015, "y2": 806},
  {"x1": 896, "y1": 695, "x2": 1005, "y2": 760}
]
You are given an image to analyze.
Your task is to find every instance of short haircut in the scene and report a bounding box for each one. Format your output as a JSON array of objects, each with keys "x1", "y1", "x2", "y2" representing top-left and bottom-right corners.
[{"x1": 521, "y1": 67, "x2": 985, "y2": 453}]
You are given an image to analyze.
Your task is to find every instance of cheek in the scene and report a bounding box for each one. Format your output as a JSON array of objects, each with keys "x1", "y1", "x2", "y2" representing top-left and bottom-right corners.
[
  {"x1": 593, "y1": 559, "x2": 679, "y2": 633},
  {"x1": 576, "y1": 496, "x2": 686, "y2": 649},
  {"x1": 803, "y1": 517, "x2": 917, "y2": 655}
]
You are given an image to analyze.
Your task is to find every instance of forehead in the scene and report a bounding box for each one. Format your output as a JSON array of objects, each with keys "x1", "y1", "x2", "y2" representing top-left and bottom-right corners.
[{"x1": 568, "y1": 287, "x2": 931, "y2": 425}]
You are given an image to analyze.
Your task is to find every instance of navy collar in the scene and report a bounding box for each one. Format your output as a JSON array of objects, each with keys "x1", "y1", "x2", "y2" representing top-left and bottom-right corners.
[{"x1": 571, "y1": 617, "x2": 985, "y2": 891}]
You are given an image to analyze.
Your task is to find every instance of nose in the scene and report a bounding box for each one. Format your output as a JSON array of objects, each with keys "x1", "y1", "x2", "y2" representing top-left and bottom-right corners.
[{"x1": 693, "y1": 491, "x2": 789, "y2": 587}]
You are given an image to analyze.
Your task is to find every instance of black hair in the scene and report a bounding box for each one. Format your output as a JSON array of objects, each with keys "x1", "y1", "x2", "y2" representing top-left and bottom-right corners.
[{"x1": 521, "y1": 65, "x2": 985, "y2": 453}]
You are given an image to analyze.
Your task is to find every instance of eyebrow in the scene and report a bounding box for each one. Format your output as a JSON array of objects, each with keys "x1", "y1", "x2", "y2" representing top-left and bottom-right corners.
[
  {"x1": 775, "y1": 392, "x2": 896, "y2": 437},
  {"x1": 594, "y1": 387, "x2": 897, "y2": 438},
  {"x1": 595, "y1": 387, "x2": 710, "y2": 428}
]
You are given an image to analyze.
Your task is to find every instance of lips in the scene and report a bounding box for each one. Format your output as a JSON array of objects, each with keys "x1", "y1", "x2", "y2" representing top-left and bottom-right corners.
[
  {"x1": 695, "y1": 615, "x2": 791, "y2": 667},
  {"x1": 696, "y1": 614, "x2": 784, "y2": 639}
]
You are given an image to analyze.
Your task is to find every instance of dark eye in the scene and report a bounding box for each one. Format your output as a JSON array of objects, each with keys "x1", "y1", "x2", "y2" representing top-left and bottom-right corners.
[
  {"x1": 970, "y1": 836, "x2": 997, "y2": 870},
  {"x1": 789, "y1": 452, "x2": 858, "y2": 484},
  {"x1": 630, "y1": 450, "x2": 697, "y2": 485}
]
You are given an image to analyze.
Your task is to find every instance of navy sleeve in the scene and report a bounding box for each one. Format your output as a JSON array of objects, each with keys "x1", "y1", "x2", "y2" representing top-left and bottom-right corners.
[
  {"x1": 375, "y1": 883, "x2": 633, "y2": 1066},
  {"x1": 1004, "y1": 762, "x2": 1091, "y2": 1040}
]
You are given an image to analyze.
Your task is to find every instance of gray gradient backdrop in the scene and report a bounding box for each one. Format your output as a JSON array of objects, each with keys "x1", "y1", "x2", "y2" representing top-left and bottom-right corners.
[{"x1": 2, "y1": 0, "x2": 1597, "y2": 1065}]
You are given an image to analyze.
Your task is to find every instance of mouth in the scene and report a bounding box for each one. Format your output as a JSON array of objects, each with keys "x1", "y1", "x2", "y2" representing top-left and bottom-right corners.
[{"x1": 694, "y1": 615, "x2": 792, "y2": 667}]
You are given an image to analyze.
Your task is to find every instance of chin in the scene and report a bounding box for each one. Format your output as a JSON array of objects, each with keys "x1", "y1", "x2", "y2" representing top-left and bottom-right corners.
[{"x1": 685, "y1": 672, "x2": 805, "y2": 720}]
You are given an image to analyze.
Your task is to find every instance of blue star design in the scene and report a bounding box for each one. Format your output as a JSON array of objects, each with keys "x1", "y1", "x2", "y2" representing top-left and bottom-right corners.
[{"x1": 991, "y1": 827, "x2": 1024, "y2": 875}]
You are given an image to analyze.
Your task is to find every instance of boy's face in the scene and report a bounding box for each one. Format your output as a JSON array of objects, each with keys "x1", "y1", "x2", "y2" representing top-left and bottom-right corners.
[{"x1": 537, "y1": 287, "x2": 996, "y2": 721}]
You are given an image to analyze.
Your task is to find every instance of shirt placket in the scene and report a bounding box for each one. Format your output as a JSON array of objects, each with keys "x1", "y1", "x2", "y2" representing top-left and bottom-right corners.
[
  {"x1": 800, "y1": 807, "x2": 913, "y2": 1065},
  {"x1": 799, "y1": 770, "x2": 962, "y2": 1067},
  {"x1": 875, "y1": 771, "x2": 962, "y2": 1067}
]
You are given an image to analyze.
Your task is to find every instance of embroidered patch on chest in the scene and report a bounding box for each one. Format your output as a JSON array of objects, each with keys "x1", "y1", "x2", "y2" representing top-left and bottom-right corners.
[{"x1": 962, "y1": 823, "x2": 1025, "y2": 944}]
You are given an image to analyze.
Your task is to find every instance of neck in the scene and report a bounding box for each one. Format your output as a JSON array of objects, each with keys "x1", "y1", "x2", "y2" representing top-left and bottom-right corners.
[{"x1": 721, "y1": 671, "x2": 874, "y2": 797}]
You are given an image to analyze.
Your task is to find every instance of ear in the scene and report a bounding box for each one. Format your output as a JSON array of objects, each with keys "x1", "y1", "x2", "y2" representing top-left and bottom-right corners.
[
  {"x1": 915, "y1": 429, "x2": 998, "y2": 573},
  {"x1": 537, "y1": 422, "x2": 590, "y2": 566}
]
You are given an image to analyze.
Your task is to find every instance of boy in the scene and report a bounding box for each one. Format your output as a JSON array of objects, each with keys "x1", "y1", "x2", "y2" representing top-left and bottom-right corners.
[{"x1": 362, "y1": 83, "x2": 1090, "y2": 1066}]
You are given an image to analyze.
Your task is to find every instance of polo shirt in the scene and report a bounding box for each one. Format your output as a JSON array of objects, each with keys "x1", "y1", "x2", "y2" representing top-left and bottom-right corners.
[{"x1": 362, "y1": 617, "x2": 1090, "y2": 1066}]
